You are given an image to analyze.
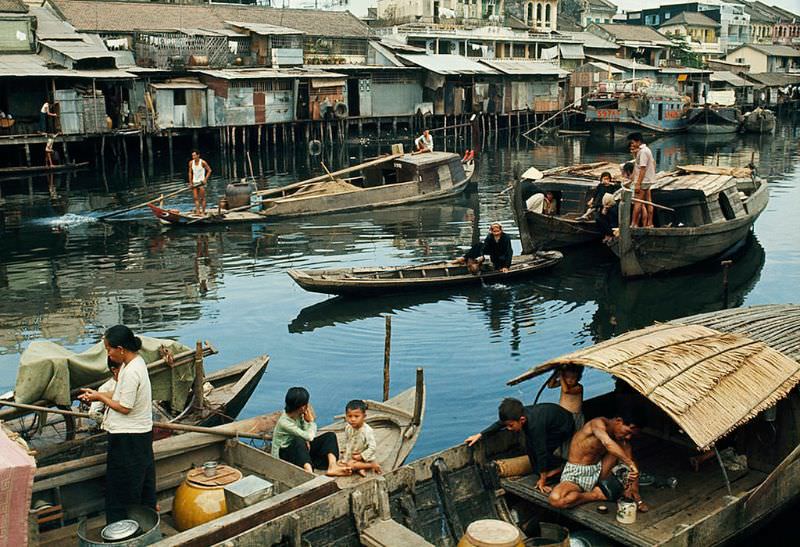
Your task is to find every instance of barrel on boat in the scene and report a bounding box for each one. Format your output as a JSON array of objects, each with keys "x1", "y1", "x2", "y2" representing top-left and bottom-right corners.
[
  {"x1": 225, "y1": 181, "x2": 256, "y2": 209},
  {"x1": 458, "y1": 519, "x2": 525, "y2": 547}
]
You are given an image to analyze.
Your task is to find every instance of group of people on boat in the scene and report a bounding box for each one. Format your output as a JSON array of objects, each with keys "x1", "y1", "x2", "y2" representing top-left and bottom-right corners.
[{"x1": 465, "y1": 364, "x2": 649, "y2": 513}]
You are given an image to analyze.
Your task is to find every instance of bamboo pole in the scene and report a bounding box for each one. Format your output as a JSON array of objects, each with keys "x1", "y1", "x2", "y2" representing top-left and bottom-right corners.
[
  {"x1": 412, "y1": 368, "x2": 423, "y2": 427},
  {"x1": 97, "y1": 183, "x2": 201, "y2": 219},
  {"x1": 0, "y1": 400, "x2": 266, "y2": 440},
  {"x1": 192, "y1": 341, "x2": 206, "y2": 410},
  {"x1": 383, "y1": 315, "x2": 392, "y2": 402}
]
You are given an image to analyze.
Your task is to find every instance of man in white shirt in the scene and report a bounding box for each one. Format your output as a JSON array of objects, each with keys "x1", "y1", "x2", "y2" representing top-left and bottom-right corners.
[
  {"x1": 627, "y1": 133, "x2": 656, "y2": 228},
  {"x1": 414, "y1": 130, "x2": 434, "y2": 153}
]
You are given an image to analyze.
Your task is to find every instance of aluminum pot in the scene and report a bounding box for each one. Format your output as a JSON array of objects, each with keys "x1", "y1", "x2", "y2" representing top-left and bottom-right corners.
[{"x1": 77, "y1": 506, "x2": 161, "y2": 547}]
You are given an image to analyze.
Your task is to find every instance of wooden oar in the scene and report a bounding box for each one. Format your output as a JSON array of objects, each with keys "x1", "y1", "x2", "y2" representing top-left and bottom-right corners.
[
  {"x1": 0, "y1": 400, "x2": 267, "y2": 440},
  {"x1": 321, "y1": 161, "x2": 336, "y2": 182},
  {"x1": 745, "y1": 441, "x2": 800, "y2": 510},
  {"x1": 97, "y1": 183, "x2": 202, "y2": 220}
]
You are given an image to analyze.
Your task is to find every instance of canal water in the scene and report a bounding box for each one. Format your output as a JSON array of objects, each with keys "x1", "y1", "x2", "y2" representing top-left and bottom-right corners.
[{"x1": 1, "y1": 121, "x2": 798, "y2": 539}]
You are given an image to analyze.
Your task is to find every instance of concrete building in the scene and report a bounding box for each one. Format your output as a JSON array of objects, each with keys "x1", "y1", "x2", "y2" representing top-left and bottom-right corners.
[
  {"x1": 725, "y1": 43, "x2": 800, "y2": 72},
  {"x1": 376, "y1": 0, "x2": 559, "y2": 31},
  {"x1": 658, "y1": 11, "x2": 722, "y2": 59},
  {"x1": 742, "y1": 1, "x2": 776, "y2": 44},
  {"x1": 586, "y1": 22, "x2": 672, "y2": 66},
  {"x1": 579, "y1": 0, "x2": 618, "y2": 28}
]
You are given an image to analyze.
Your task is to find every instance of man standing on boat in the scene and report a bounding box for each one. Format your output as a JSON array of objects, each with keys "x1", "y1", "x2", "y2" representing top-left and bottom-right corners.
[
  {"x1": 627, "y1": 133, "x2": 656, "y2": 228},
  {"x1": 188, "y1": 150, "x2": 212, "y2": 215},
  {"x1": 414, "y1": 130, "x2": 434, "y2": 153}
]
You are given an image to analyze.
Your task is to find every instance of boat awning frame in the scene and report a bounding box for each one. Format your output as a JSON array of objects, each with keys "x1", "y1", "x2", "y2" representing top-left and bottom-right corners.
[{"x1": 507, "y1": 323, "x2": 800, "y2": 450}]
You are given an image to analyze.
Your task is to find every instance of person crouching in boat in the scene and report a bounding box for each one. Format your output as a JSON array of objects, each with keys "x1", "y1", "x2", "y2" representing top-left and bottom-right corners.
[
  {"x1": 79, "y1": 325, "x2": 156, "y2": 524},
  {"x1": 597, "y1": 193, "x2": 619, "y2": 244},
  {"x1": 271, "y1": 387, "x2": 352, "y2": 477},
  {"x1": 454, "y1": 222, "x2": 514, "y2": 274}
]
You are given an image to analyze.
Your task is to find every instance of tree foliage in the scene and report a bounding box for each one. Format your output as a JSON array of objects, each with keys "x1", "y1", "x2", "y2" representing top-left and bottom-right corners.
[{"x1": 665, "y1": 32, "x2": 704, "y2": 69}]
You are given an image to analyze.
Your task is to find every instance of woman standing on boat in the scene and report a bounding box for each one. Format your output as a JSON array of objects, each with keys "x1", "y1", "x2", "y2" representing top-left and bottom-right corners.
[{"x1": 79, "y1": 325, "x2": 156, "y2": 524}]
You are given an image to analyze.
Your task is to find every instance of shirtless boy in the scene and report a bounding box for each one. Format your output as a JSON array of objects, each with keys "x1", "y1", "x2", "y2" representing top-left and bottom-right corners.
[{"x1": 548, "y1": 415, "x2": 646, "y2": 510}]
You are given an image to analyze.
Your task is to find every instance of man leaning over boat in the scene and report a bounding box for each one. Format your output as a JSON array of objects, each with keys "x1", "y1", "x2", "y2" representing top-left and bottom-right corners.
[{"x1": 453, "y1": 223, "x2": 513, "y2": 274}]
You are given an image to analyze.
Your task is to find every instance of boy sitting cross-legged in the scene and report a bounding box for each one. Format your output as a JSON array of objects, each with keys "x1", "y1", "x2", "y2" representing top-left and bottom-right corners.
[{"x1": 340, "y1": 399, "x2": 381, "y2": 476}]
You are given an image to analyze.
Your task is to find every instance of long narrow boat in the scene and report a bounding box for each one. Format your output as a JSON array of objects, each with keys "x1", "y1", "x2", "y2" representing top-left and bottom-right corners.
[
  {"x1": 287, "y1": 252, "x2": 562, "y2": 297},
  {"x1": 216, "y1": 304, "x2": 800, "y2": 547},
  {"x1": 0, "y1": 161, "x2": 90, "y2": 177},
  {"x1": 584, "y1": 81, "x2": 689, "y2": 136},
  {"x1": 685, "y1": 104, "x2": 742, "y2": 134},
  {"x1": 511, "y1": 162, "x2": 623, "y2": 251},
  {"x1": 743, "y1": 107, "x2": 776, "y2": 133},
  {"x1": 612, "y1": 165, "x2": 768, "y2": 276},
  {"x1": 148, "y1": 151, "x2": 476, "y2": 226}
]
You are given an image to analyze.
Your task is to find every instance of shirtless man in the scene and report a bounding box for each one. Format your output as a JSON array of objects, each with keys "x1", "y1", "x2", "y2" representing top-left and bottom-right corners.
[
  {"x1": 188, "y1": 150, "x2": 212, "y2": 214},
  {"x1": 548, "y1": 415, "x2": 645, "y2": 510}
]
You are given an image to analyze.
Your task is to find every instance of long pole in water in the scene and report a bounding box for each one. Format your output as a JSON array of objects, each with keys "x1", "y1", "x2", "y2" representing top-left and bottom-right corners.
[
  {"x1": 98, "y1": 183, "x2": 201, "y2": 220},
  {"x1": 383, "y1": 315, "x2": 392, "y2": 402}
]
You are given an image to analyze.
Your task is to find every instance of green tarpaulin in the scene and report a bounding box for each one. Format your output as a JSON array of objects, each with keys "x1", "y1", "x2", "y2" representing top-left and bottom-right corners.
[{"x1": 15, "y1": 337, "x2": 194, "y2": 411}]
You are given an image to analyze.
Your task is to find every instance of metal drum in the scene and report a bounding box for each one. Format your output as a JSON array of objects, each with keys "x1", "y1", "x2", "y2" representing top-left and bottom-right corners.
[
  {"x1": 77, "y1": 506, "x2": 161, "y2": 547},
  {"x1": 225, "y1": 181, "x2": 256, "y2": 209}
]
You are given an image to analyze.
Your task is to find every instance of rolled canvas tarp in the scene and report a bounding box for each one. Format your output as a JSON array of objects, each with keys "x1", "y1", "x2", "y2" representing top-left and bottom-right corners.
[{"x1": 14, "y1": 336, "x2": 192, "y2": 410}]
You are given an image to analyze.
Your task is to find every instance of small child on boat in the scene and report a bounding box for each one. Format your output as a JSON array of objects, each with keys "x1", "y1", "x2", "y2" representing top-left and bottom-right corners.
[
  {"x1": 271, "y1": 387, "x2": 352, "y2": 477},
  {"x1": 340, "y1": 399, "x2": 381, "y2": 476},
  {"x1": 548, "y1": 364, "x2": 584, "y2": 431}
]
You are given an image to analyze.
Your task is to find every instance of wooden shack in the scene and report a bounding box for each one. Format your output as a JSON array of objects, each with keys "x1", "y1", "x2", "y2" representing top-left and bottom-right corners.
[
  {"x1": 479, "y1": 60, "x2": 568, "y2": 113},
  {"x1": 224, "y1": 22, "x2": 304, "y2": 68},
  {"x1": 149, "y1": 79, "x2": 209, "y2": 129}
]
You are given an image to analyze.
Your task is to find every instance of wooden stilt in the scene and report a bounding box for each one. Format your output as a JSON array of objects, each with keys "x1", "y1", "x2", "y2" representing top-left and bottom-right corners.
[
  {"x1": 101, "y1": 134, "x2": 106, "y2": 164},
  {"x1": 383, "y1": 315, "x2": 392, "y2": 402},
  {"x1": 24, "y1": 143, "x2": 31, "y2": 166}
]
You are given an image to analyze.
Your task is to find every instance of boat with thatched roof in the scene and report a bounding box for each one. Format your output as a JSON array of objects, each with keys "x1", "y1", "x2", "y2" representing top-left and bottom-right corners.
[{"x1": 181, "y1": 304, "x2": 800, "y2": 547}]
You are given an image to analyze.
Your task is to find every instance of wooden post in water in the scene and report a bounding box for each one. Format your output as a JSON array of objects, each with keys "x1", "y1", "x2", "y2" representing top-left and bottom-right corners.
[
  {"x1": 192, "y1": 340, "x2": 206, "y2": 411},
  {"x1": 383, "y1": 315, "x2": 392, "y2": 401},
  {"x1": 412, "y1": 368, "x2": 424, "y2": 427},
  {"x1": 23, "y1": 143, "x2": 31, "y2": 166}
]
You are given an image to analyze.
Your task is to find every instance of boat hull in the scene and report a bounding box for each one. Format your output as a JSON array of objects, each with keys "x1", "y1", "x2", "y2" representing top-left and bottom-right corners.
[
  {"x1": 288, "y1": 252, "x2": 562, "y2": 296},
  {"x1": 613, "y1": 180, "x2": 769, "y2": 277},
  {"x1": 521, "y1": 211, "x2": 602, "y2": 250},
  {"x1": 686, "y1": 106, "x2": 742, "y2": 134}
]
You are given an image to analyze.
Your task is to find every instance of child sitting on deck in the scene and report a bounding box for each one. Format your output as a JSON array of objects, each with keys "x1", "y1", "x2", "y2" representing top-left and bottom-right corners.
[
  {"x1": 271, "y1": 387, "x2": 352, "y2": 477},
  {"x1": 548, "y1": 364, "x2": 585, "y2": 431},
  {"x1": 341, "y1": 399, "x2": 381, "y2": 476}
]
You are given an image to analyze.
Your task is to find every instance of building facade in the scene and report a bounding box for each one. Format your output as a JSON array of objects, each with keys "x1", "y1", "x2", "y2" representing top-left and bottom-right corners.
[
  {"x1": 725, "y1": 43, "x2": 800, "y2": 72},
  {"x1": 658, "y1": 11, "x2": 722, "y2": 58}
]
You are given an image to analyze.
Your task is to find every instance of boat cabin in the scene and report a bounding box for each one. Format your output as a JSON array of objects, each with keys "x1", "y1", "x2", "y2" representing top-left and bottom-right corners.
[
  {"x1": 356, "y1": 152, "x2": 467, "y2": 192},
  {"x1": 499, "y1": 307, "x2": 800, "y2": 546},
  {"x1": 521, "y1": 176, "x2": 619, "y2": 219},
  {"x1": 646, "y1": 171, "x2": 760, "y2": 228}
]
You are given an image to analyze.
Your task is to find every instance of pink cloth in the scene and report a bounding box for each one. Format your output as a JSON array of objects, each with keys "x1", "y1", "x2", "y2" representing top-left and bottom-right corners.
[{"x1": 0, "y1": 428, "x2": 36, "y2": 547}]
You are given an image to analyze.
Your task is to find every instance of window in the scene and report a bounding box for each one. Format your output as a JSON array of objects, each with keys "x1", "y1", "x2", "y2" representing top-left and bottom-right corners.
[
  {"x1": 174, "y1": 89, "x2": 186, "y2": 106},
  {"x1": 545, "y1": 3, "x2": 551, "y2": 24},
  {"x1": 537, "y1": 3, "x2": 542, "y2": 23},
  {"x1": 665, "y1": 12, "x2": 670, "y2": 19},
  {"x1": 526, "y1": 2, "x2": 533, "y2": 24}
]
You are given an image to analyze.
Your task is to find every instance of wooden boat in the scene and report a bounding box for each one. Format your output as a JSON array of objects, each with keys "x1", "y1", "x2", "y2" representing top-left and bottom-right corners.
[
  {"x1": 0, "y1": 162, "x2": 90, "y2": 177},
  {"x1": 612, "y1": 164, "x2": 769, "y2": 276},
  {"x1": 500, "y1": 303, "x2": 800, "y2": 547},
  {"x1": 287, "y1": 252, "x2": 563, "y2": 297},
  {"x1": 511, "y1": 162, "x2": 623, "y2": 251},
  {"x1": 191, "y1": 304, "x2": 800, "y2": 547},
  {"x1": 743, "y1": 107, "x2": 776, "y2": 133},
  {"x1": 585, "y1": 81, "x2": 689, "y2": 135},
  {"x1": 6, "y1": 350, "x2": 269, "y2": 466},
  {"x1": 685, "y1": 105, "x2": 742, "y2": 134},
  {"x1": 148, "y1": 151, "x2": 476, "y2": 226},
  {"x1": 318, "y1": 370, "x2": 425, "y2": 487},
  {"x1": 31, "y1": 427, "x2": 339, "y2": 546}
]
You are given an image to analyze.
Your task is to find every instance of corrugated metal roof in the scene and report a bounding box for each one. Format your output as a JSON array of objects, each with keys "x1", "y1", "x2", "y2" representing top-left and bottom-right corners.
[
  {"x1": 583, "y1": 61, "x2": 624, "y2": 74},
  {"x1": 191, "y1": 68, "x2": 346, "y2": 80},
  {"x1": 733, "y1": 43, "x2": 800, "y2": 58},
  {"x1": 479, "y1": 60, "x2": 569, "y2": 77},
  {"x1": 659, "y1": 12, "x2": 720, "y2": 28},
  {"x1": 225, "y1": 21, "x2": 304, "y2": 35},
  {"x1": 555, "y1": 31, "x2": 619, "y2": 51},
  {"x1": 559, "y1": 43, "x2": 585, "y2": 60},
  {"x1": 0, "y1": 54, "x2": 133, "y2": 78},
  {"x1": 49, "y1": 0, "x2": 370, "y2": 38},
  {"x1": 151, "y1": 79, "x2": 207, "y2": 89},
  {"x1": 397, "y1": 54, "x2": 497, "y2": 75},
  {"x1": 0, "y1": 0, "x2": 27, "y2": 13},
  {"x1": 710, "y1": 71, "x2": 751, "y2": 87},
  {"x1": 29, "y1": 6, "x2": 80, "y2": 40},
  {"x1": 744, "y1": 72, "x2": 800, "y2": 87},
  {"x1": 586, "y1": 54, "x2": 658, "y2": 71},
  {"x1": 593, "y1": 23, "x2": 671, "y2": 45},
  {"x1": 39, "y1": 39, "x2": 115, "y2": 61},
  {"x1": 659, "y1": 67, "x2": 712, "y2": 74}
]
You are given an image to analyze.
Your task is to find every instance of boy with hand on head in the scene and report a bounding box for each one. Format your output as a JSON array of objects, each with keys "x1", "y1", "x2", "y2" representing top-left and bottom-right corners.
[
  {"x1": 548, "y1": 364, "x2": 585, "y2": 431},
  {"x1": 271, "y1": 387, "x2": 352, "y2": 477},
  {"x1": 341, "y1": 399, "x2": 381, "y2": 476}
]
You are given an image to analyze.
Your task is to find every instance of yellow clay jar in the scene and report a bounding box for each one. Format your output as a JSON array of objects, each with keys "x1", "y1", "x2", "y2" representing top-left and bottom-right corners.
[{"x1": 172, "y1": 465, "x2": 243, "y2": 531}]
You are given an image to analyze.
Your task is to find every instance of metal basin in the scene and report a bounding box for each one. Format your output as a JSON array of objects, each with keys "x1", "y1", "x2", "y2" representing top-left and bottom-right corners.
[{"x1": 77, "y1": 506, "x2": 161, "y2": 547}]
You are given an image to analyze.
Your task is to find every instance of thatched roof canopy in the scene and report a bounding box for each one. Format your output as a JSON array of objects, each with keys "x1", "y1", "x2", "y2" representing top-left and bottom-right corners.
[{"x1": 507, "y1": 323, "x2": 800, "y2": 450}]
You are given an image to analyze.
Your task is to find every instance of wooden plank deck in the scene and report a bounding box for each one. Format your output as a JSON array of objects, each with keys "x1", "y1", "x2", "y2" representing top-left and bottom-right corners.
[{"x1": 501, "y1": 438, "x2": 767, "y2": 546}]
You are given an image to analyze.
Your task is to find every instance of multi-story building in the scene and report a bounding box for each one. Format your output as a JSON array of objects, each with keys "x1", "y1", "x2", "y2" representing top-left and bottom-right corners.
[
  {"x1": 625, "y1": 1, "x2": 750, "y2": 52},
  {"x1": 658, "y1": 11, "x2": 722, "y2": 59},
  {"x1": 743, "y1": 1, "x2": 776, "y2": 44},
  {"x1": 579, "y1": 0, "x2": 618, "y2": 28},
  {"x1": 376, "y1": 0, "x2": 559, "y2": 31},
  {"x1": 725, "y1": 43, "x2": 800, "y2": 72},
  {"x1": 586, "y1": 22, "x2": 672, "y2": 66}
]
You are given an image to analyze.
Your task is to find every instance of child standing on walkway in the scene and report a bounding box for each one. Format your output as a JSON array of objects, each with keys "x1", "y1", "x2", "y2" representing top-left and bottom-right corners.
[{"x1": 341, "y1": 399, "x2": 381, "y2": 476}]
